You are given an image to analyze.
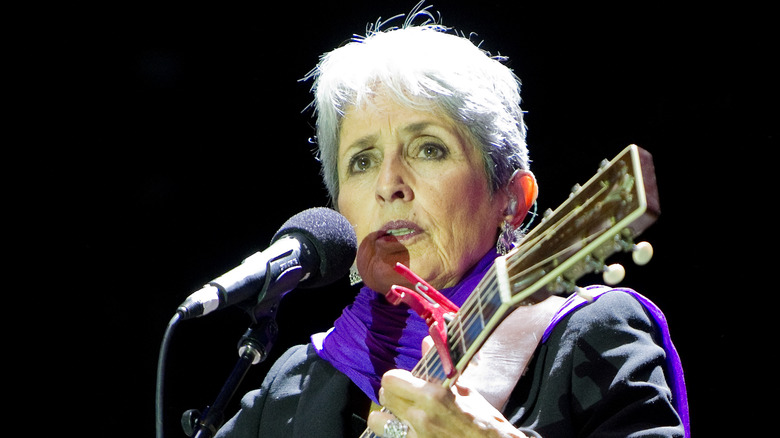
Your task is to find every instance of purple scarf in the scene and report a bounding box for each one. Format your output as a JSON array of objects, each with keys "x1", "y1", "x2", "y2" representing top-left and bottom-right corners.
[{"x1": 311, "y1": 250, "x2": 498, "y2": 404}]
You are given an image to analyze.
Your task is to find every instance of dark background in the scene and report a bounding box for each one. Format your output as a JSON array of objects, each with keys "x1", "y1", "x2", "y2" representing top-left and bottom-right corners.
[{"x1": 22, "y1": 1, "x2": 774, "y2": 436}]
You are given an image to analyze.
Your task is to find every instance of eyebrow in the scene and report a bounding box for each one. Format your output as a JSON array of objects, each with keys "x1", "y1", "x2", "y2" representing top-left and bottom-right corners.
[
  {"x1": 341, "y1": 120, "x2": 446, "y2": 156},
  {"x1": 344, "y1": 134, "x2": 378, "y2": 153},
  {"x1": 402, "y1": 121, "x2": 437, "y2": 134}
]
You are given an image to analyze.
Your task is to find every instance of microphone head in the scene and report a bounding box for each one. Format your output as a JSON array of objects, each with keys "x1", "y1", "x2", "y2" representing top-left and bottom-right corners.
[{"x1": 271, "y1": 207, "x2": 357, "y2": 288}]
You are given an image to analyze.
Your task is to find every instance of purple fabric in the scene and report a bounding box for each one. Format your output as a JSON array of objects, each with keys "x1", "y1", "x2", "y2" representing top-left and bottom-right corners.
[
  {"x1": 542, "y1": 285, "x2": 690, "y2": 437},
  {"x1": 311, "y1": 250, "x2": 498, "y2": 404}
]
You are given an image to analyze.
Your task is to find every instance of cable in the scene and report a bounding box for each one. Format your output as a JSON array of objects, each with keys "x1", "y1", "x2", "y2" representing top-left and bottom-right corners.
[{"x1": 156, "y1": 312, "x2": 182, "y2": 438}]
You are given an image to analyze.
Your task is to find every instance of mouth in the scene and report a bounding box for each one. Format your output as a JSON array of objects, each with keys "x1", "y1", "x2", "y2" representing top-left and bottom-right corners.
[{"x1": 378, "y1": 220, "x2": 423, "y2": 242}]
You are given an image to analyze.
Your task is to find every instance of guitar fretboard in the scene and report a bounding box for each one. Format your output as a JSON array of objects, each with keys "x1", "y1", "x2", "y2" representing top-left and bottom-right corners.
[{"x1": 412, "y1": 268, "x2": 504, "y2": 382}]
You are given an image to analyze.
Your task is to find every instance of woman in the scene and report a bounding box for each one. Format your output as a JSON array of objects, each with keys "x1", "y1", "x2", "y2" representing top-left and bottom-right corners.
[{"x1": 215, "y1": 10, "x2": 688, "y2": 438}]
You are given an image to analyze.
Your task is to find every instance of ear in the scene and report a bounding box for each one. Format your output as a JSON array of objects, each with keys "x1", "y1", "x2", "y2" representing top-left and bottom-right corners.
[{"x1": 505, "y1": 170, "x2": 538, "y2": 228}]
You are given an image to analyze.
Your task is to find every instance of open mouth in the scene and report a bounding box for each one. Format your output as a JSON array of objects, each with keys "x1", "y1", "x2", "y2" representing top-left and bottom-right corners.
[
  {"x1": 385, "y1": 228, "x2": 416, "y2": 237},
  {"x1": 378, "y1": 221, "x2": 422, "y2": 242}
]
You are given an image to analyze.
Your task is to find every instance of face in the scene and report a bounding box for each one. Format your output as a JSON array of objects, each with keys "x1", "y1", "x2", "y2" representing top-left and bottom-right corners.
[{"x1": 336, "y1": 95, "x2": 509, "y2": 293}]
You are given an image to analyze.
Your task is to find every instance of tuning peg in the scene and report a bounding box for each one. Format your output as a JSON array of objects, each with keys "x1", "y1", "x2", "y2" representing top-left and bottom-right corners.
[
  {"x1": 569, "y1": 183, "x2": 582, "y2": 198},
  {"x1": 632, "y1": 241, "x2": 653, "y2": 266},
  {"x1": 602, "y1": 263, "x2": 625, "y2": 285}
]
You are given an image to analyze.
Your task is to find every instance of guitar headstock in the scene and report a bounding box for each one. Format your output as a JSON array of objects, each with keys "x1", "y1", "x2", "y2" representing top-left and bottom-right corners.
[{"x1": 505, "y1": 144, "x2": 660, "y2": 305}]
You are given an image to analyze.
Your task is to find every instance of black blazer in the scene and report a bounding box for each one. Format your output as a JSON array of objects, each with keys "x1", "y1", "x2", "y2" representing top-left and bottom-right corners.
[{"x1": 215, "y1": 290, "x2": 685, "y2": 437}]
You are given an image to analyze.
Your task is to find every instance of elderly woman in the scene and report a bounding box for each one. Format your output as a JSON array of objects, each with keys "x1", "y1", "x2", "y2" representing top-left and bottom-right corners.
[{"x1": 215, "y1": 13, "x2": 688, "y2": 438}]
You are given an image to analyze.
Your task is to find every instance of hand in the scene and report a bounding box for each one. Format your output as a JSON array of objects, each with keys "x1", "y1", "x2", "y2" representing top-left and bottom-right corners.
[{"x1": 367, "y1": 339, "x2": 527, "y2": 438}]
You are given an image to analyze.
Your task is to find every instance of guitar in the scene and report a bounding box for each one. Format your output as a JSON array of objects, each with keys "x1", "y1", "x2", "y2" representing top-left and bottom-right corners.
[{"x1": 359, "y1": 144, "x2": 660, "y2": 437}]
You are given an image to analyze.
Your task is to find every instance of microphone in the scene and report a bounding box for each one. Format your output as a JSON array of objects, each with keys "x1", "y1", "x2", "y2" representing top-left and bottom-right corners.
[{"x1": 177, "y1": 207, "x2": 357, "y2": 320}]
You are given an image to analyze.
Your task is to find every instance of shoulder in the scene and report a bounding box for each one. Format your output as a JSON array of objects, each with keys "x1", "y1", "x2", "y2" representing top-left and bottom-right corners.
[
  {"x1": 230, "y1": 344, "x2": 315, "y2": 412},
  {"x1": 509, "y1": 289, "x2": 685, "y2": 436},
  {"x1": 218, "y1": 343, "x2": 359, "y2": 438},
  {"x1": 215, "y1": 344, "x2": 315, "y2": 437},
  {"x1": 269, "y1": 343, "x2": 321, "y2": 376},
  {"x1": 544, "y1": 288, "x2": 672, "y2": 395},
  {"x1": 543, "y1": 288, "x2": 669, "y2": 385},
  {"x1": 262, "y1": 343, "x2": 346, "y2": 398},
  {"x1": 551, "y1": 288, "x2": 659, "y2": 342}
]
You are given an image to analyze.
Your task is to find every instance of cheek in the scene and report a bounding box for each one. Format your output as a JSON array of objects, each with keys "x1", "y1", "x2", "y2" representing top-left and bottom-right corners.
[
  {"x1": 337, "y1": 188, "x2": 373, "y2": 248},
  {"x1": 445, "y1": 200, "x2": 498, "y2": 248},
  {"x1": 425, "y1": 174, "x2": 500, "y2": 247}
]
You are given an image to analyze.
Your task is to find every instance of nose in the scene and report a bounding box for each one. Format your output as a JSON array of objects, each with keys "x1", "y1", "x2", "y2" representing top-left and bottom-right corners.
[{"x1": 375, "y1": 154, "x2": 414, "y2": 204}]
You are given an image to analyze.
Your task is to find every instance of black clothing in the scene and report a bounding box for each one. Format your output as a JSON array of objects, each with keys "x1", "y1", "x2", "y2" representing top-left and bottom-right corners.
[{"x1": 215, "y1": 291, "x2": 684, "y2": 437}]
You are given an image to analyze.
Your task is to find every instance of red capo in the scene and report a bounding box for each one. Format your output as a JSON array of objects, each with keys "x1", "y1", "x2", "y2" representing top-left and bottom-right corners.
[{"x1": 384, "y1": 262, "x2": 460, "y2": 378}]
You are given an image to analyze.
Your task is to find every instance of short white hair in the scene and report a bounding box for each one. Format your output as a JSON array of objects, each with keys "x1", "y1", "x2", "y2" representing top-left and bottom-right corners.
[{"x1": 305, "y1": 13, "x2": 528, "y2": 203}]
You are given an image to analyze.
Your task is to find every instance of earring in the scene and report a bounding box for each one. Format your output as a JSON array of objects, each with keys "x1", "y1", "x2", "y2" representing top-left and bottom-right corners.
[
  {"x1": 496, "y1": 220, "x2": 517, "y2": 256},
  {"x1": 349, "y1": 264, "x2": 363, "y2": 286}
]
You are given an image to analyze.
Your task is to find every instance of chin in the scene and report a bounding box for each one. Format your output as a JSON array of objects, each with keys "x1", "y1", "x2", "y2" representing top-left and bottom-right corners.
[
  {"x1": 361, "y1": 263, "x2": 404, "y2": 293},
  {"x1": 357, "y1": 251, "x2": 415, "y2": 293}
]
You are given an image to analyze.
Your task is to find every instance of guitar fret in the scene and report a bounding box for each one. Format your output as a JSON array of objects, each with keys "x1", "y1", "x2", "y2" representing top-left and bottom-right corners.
[
  {"x1": 447, "y1": 275, "x2": 505, "y2": 368},
  {"x1": 454, "y1": 315, "x2": 468, "y2": 359},
  {"x1": 413, "y1": 348, "x2": 447, "y2": 382}
]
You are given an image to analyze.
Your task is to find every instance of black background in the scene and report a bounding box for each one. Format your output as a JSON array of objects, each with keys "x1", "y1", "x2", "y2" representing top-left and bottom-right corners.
[{"x1": 19, "y1": 1, "x2": 775, "y2": 436}]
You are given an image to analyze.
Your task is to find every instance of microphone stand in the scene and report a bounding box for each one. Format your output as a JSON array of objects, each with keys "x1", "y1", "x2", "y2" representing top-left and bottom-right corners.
[
  {"x1": 182, "y1": 303, "x2": 280, "y2": 438},
  {"x1": 182, "y1": 257, "x2": 305, "y2": 437}
]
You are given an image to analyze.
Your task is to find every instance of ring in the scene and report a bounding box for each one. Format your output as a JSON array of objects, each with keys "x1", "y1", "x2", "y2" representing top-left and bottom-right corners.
[{"x1": 383, "y1": 418, "x2": 409, "y2": 438}]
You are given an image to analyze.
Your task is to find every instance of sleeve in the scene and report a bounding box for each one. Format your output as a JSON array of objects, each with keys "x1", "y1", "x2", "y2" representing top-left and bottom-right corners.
[
  {"x1": 565, "y1": 291, "x2": 684, "y2": 437},
  {"x1": 506, "y1": 290, "x2": 686, "y2": 437}
]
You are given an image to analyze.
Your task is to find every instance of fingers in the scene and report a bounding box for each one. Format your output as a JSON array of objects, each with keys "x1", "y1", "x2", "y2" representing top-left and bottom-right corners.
[
  {"x1": 375, "y1": 369, "x2": 462, "y2": 437},
  {"x1": 375, "y1": 369, "x2": 528, "y2": 438},
  {"x1": 380, "y1": 369, "x2": 453, "y2": 411},
  {"x1": 367, "y1": 409, "x2": 399, "y2": 437}
]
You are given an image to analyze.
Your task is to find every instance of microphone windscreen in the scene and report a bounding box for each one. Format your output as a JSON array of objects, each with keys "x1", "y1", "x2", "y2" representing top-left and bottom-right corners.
[{"x1": 271, "y1": 207, "x2": 357, "y2": 288}]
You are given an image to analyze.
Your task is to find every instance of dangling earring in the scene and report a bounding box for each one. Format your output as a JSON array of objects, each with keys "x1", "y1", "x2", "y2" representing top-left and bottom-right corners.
[
  {"x1": 349, "y1": 264, "x2": 363, "y2": 286},
  {"x1": 496, "y1": 220, "x2": 517, "y2": 256}
]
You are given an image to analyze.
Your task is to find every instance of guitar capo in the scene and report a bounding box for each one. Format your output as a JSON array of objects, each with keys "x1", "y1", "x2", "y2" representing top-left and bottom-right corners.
[{"x1": 384, "y1": 262, "x2": 460, "y2": 378}]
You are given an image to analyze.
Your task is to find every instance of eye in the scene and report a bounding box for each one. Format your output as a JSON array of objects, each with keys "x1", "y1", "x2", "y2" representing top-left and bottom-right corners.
[
  {"x1": 416, "y1": 142, "x2": 448, "y2": 160},
  {"x1": 348, "y1": 152, "x2": 374, "y2": 174}
]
